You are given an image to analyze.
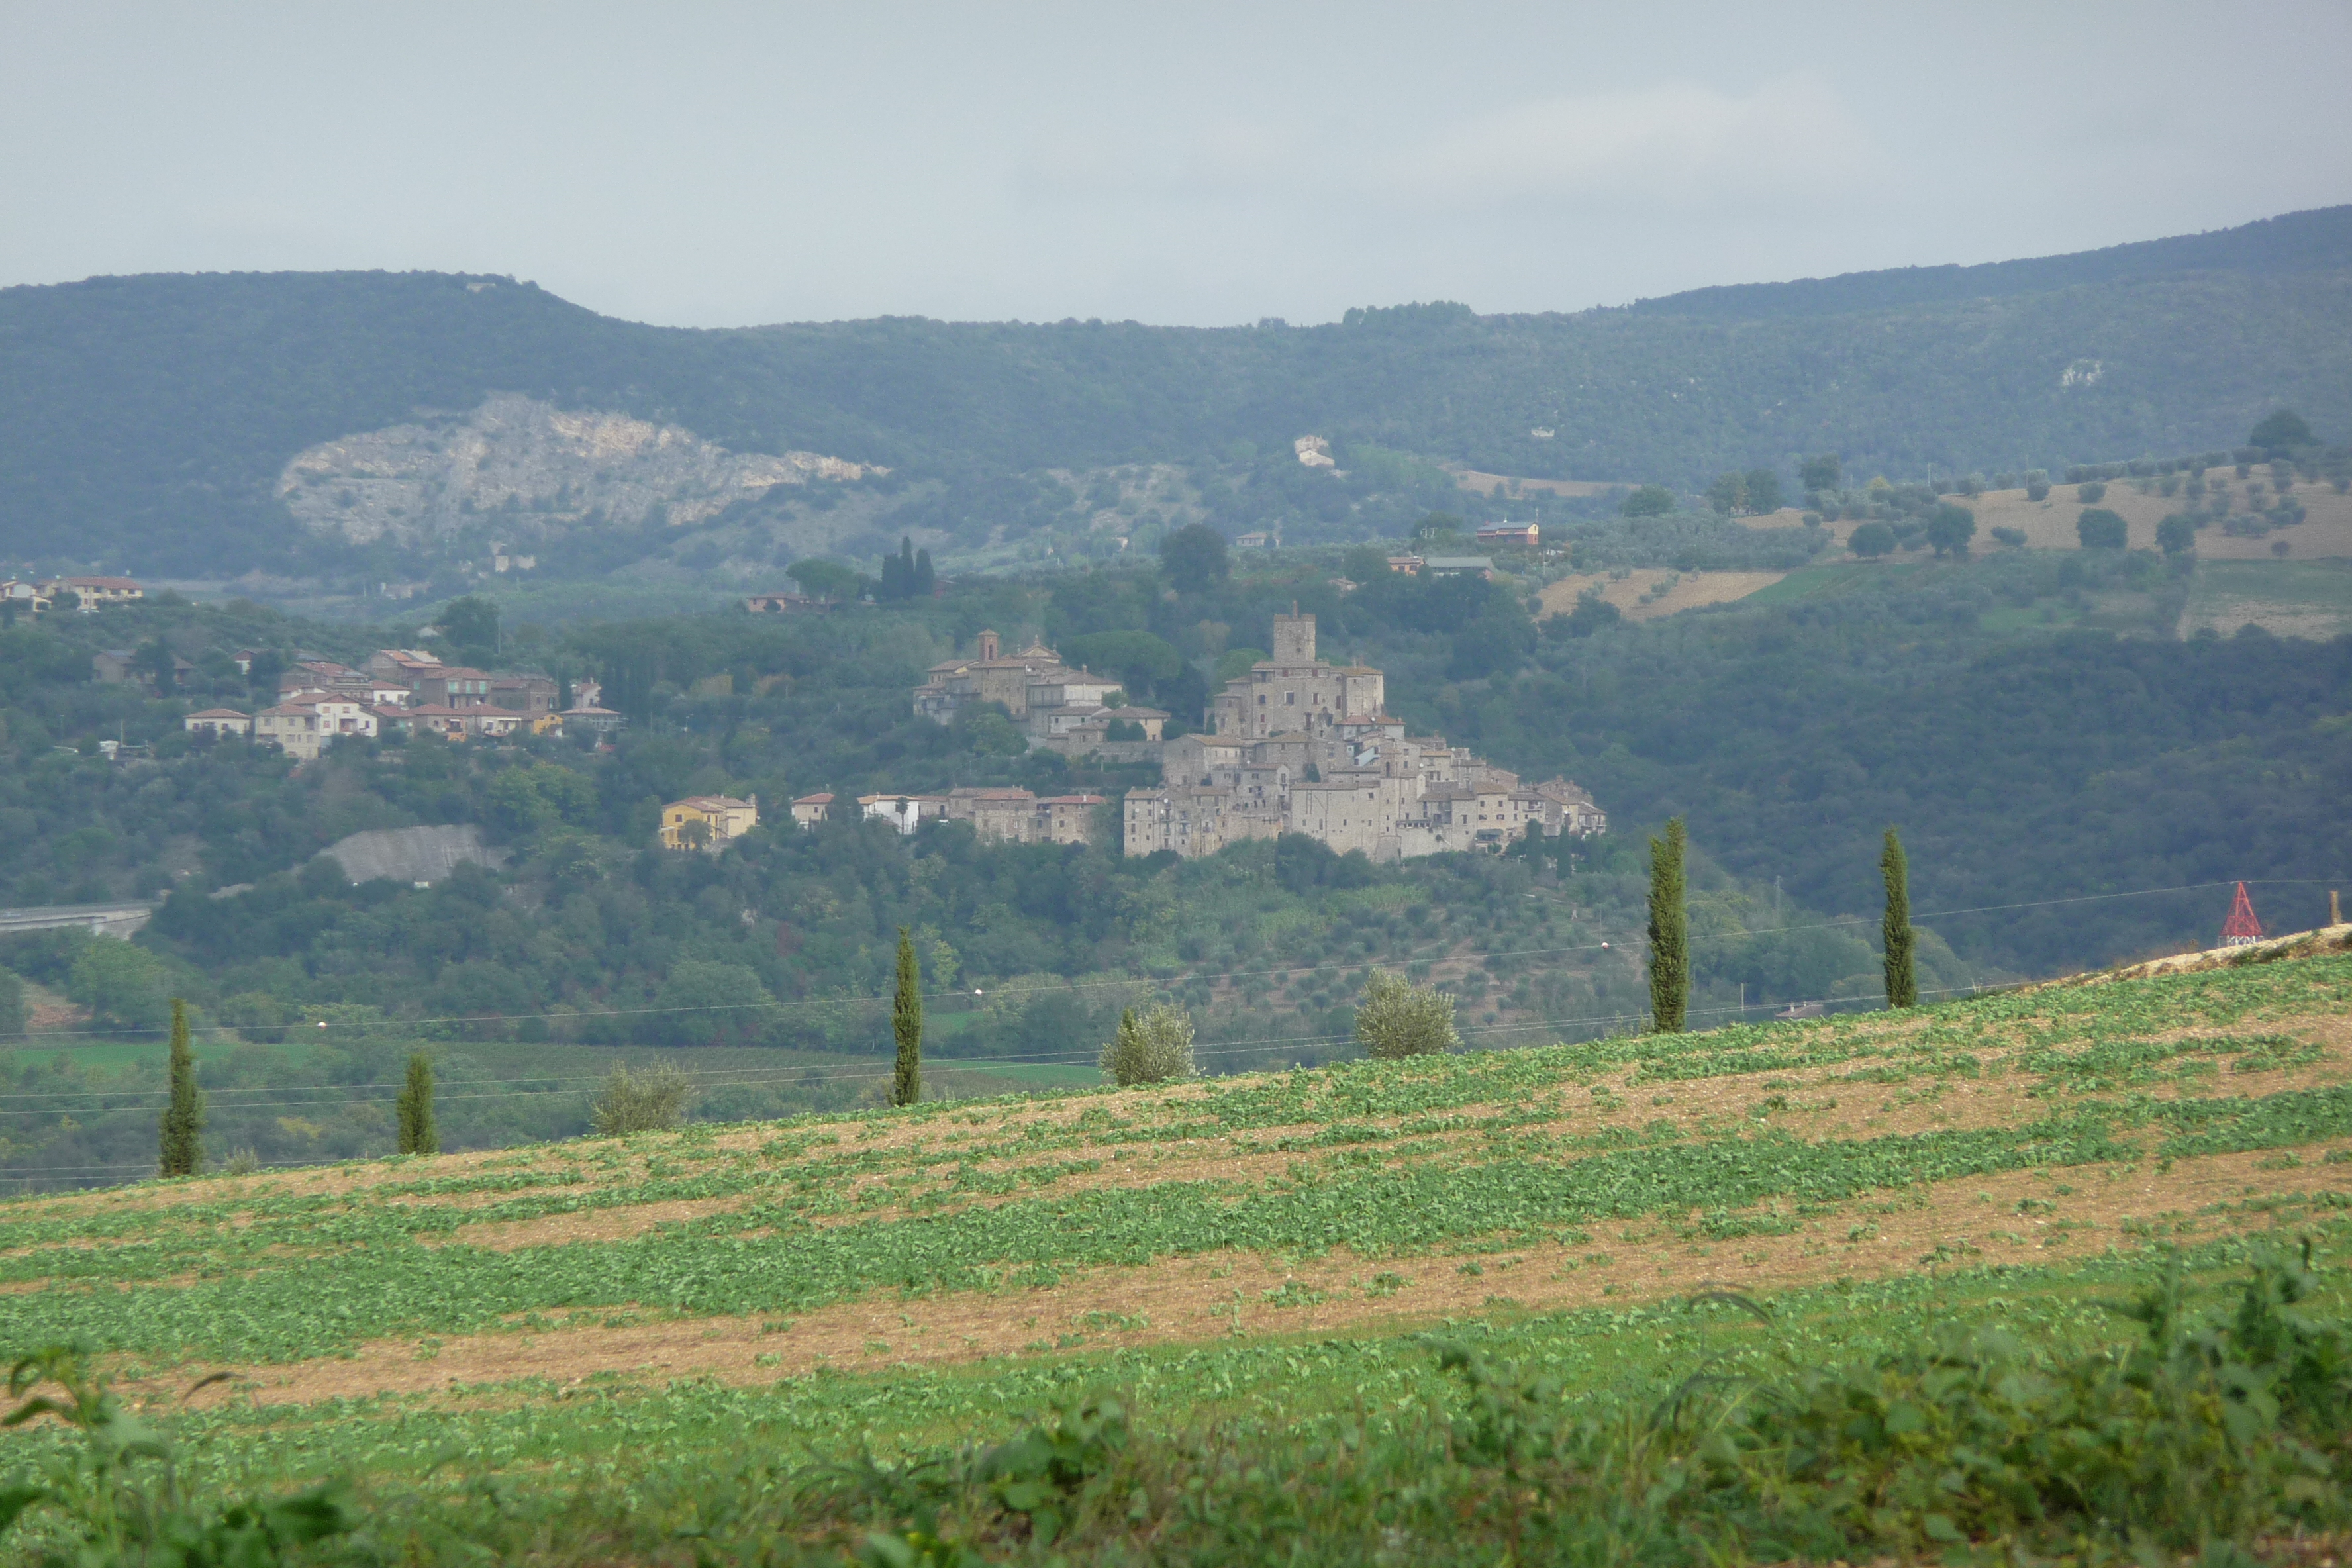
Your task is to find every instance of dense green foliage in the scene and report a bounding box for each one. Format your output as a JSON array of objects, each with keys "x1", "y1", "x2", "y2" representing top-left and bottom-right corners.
[
  {"x1": 1459, "y1": 550, "x2": 2352, "y2": 975},
  {"x1": 0, "y1": 1344, "x2": 354, "y2": 1567},
  {"x1": 5, "y1": 207, "x2": 2349, "y2": 571}
]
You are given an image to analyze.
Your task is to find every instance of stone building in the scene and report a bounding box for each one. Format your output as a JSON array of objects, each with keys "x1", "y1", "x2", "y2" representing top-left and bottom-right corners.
[
  {"x1": 1206, "y1": 611, "x2": 1385, "y2": 740},
  {"x1": 912, "y1": 630, "x2": 1075, "y2": 722},
  {"x1": 1125, "y1": 611, "x2": 1605, "y2": 862}
]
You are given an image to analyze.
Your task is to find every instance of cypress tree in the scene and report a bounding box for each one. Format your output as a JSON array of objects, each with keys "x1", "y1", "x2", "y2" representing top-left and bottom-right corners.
[
  {"x1": 158, "y1": 998, "x2": 204, "y2": 1177},
  {"x1": 1646, "y1": 818, "x2": 1688, "y2": 1032},
  {"x1": 914, "y1": 548, "x2": 935, "y2": 597},
  {"x1": 397, "y1": 1052, "x2": 438, "y2": 1155},
  {"x1": 1881, "y1": 828, "x2": 1918, "y2": 1008},
  {"x1": 891, "y1": 926, "x2": 923, "y2": 1107}
]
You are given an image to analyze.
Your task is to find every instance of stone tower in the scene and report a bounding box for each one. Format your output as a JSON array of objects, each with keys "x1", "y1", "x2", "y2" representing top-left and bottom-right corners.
[
  {"x1": 977, "y1": 628, "x2": 1001, "y2": 660},
  {"x1": 1271, "y1": 608, "x2": 1316, "y2": 665}
]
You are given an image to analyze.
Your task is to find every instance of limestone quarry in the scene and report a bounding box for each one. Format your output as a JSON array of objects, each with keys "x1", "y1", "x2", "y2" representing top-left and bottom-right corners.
[{"x1": 275, "y1": 393, "x2": 877, "y2": 549}]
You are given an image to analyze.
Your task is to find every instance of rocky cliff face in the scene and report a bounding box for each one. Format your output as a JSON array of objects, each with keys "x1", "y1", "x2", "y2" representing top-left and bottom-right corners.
[{"x1": 277, "y1": 394, "x2": 877, "y2": 548}]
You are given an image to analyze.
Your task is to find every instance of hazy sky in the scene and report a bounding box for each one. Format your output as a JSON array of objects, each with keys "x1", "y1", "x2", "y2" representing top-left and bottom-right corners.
[{"x1": 7, "y1": 2, "x2": 2350, "y2": 329}]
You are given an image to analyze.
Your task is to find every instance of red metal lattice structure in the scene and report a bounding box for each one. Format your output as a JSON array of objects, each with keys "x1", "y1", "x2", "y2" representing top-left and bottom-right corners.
[{"x1": 2220, "y1": 881, "x2": 2264, "y2": 946}]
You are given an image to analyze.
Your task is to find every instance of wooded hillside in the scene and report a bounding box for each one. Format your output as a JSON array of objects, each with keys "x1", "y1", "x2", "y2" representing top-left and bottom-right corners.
[{"x1": 4, "y1": 207, "x2": 2348, "y2": 571}]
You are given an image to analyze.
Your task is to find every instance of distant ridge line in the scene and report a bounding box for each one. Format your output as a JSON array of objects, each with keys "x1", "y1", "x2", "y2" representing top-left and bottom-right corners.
[{"x1": 1626, "y1": 205, "x2": 2352, "y2": 321}]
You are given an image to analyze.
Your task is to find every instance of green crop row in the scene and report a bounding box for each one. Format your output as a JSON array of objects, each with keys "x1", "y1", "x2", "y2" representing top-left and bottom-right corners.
[{"x1": 5, "y1": 1077, "x2": 2350, "y2": 1365}]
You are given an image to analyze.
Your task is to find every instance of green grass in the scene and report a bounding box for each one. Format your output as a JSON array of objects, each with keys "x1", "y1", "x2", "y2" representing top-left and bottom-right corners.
[
  {"x1": 1740, "y1": 562, "x2": 1922, "y2": 604},
  {"x1": 0, "y1": 1038, "x2": 332, "y2": 1072}
]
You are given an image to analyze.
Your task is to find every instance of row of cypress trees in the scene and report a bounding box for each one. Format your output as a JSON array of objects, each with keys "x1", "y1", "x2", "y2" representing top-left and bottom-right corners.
[
  {"x1": 156, "y1": 997, "x2": 438, "y2": 1179},
  {"x1": 1646, "y1": 820, "x2": 1916, "y2": 1033},
  {"x1": 156, "y1": 831, "x2": 1907, "y2": 1173}
]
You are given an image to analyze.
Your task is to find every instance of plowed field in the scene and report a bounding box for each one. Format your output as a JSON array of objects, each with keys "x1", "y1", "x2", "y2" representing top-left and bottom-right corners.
[{"x1": 6, "y1": 947, "x2": 2349, "y2": 1418}]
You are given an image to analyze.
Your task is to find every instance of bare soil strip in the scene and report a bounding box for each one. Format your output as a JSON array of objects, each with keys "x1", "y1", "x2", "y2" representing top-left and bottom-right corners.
[{"x1": 165, "y1": 1146, "x2": 2351, "y2": 1410}]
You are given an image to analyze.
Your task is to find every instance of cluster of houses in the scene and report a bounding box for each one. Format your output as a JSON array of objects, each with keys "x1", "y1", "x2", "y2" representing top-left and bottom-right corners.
[
  {"x1": 1126, "y1": 610, "x2": 1604, "y2": 861},
  {"x1": 912, "y1": 630, "x2": 1170, "y2": 760},
  {"x1": 786, "y1": 787, "x2": 1108, "y2": 848},
  {"x1": 3, "y1": 575, "x2": 146, "y2": 616},
  {"x1": 894, "y1": 610, "x2": 1606, "y2": 863},
  {"x1": 179, "y1": 648, "x2": 626, "y2": 761}
]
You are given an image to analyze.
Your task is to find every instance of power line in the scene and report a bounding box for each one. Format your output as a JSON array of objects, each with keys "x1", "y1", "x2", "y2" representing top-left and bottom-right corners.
[
  {"x1": 1, "y1": 873, "x2": 2320, "y2": 1048},
  {"x1": 0, "y1": 984, "x2": 2111, "y2": 1182},
  {"x1": 0, "y1": 873, "x2": 2331, "y2": 1146}
]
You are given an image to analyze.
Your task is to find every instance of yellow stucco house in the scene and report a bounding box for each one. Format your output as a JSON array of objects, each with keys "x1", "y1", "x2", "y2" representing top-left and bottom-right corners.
[{"x1": 659, "y1": 793, "x2": 760, "y2": 850}]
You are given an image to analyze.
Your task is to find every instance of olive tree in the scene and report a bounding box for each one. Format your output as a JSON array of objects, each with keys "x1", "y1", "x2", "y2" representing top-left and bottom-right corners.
[
  {"x1": 591, "y1": 1063, "x2": 691, "y2": 1135},
  {"x1": 1354, "y1": 971, "x2": 1459, "y2": 1059},
  {"x1": 1099, "y1": 1003, "x2": 1196, "y2": 1086}
]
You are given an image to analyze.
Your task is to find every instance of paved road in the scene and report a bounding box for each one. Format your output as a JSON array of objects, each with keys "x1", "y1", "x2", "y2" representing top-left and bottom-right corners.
[{"x1": 0, "y1": 901, "x2": 156, "y2": 938}]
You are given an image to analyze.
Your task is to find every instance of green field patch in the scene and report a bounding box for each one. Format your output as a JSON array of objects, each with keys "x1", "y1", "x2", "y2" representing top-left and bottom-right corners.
[{"x1": 1741, "y1": 564, "x2": 1922, "y2": 604}]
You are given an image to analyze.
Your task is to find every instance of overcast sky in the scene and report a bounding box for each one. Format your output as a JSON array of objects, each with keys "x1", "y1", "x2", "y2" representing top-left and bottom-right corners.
[{"x1": 6, "y1": 2, "x2": 2349, "y2": 329}]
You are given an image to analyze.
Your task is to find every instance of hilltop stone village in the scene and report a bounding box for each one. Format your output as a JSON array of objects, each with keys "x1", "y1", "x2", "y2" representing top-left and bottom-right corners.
[{"x1": 797, "y1": 612, "x2": 1605, "y2": 859}]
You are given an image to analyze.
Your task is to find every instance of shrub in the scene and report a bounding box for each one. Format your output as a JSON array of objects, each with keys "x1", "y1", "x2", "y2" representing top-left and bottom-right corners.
[
  {"x1": 1354, "y1": 971, "x2": 1458, "y2": 1059},
  {"x1": 2077, "y1": 509, "x2": 2128, "y2": 549},
  {"x1": 0, "y1": 1343, "x2": 355, "y2": 1564},
  {"x1": 1098, "y1": 1004, "x2": 1195, "y2": 1086},
  {"x1": 2157, "y1": 513, "x2": 2198, "y2": 556},
  {"x1": 1990, "y1": 526, "x2": 2027, "y2": 548},
  {"x1": 590, "y1": 1063, "x2": 691, "y2": 1135},
  {"x1": 2076, "y1": 481, "x2": 2106, "y2": 503},
  {"x1": 2024, "y1": 470, "x2": 2051, "y2": 501}
]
